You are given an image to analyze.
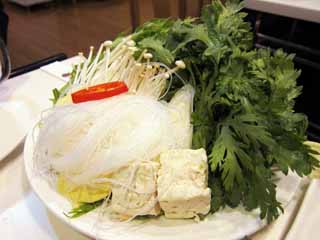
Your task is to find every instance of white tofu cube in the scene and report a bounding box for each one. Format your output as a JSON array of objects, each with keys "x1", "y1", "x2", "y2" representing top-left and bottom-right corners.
[
  {"x1": 111, "y1": 161, "x2": 161, "y2": 219},
  {"x1": 157, "y1": 148, "x2": 211, "y2": 219}
]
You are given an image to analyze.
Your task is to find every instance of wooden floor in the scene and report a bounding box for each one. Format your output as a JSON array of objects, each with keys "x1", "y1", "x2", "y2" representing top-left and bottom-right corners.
[{"x1": 4, "y1": 0, "x2": 154, "y2": 68}]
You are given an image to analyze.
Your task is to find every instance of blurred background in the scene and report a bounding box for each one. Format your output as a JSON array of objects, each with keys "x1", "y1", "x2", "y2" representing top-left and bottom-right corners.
[
  {"x1": 0, "y1": 0, "x2": 319, "y2": 139},
  {"x1": 0, "y1": 0, "x2": 204, "y2": 69},
  {"x1": 1, "y1": 0, "x2": 150, "y2": 69}
]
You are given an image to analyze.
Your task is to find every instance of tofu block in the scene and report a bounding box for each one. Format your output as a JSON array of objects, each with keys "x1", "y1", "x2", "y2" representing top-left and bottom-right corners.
[
  {"x1": 157, "y1": 149, "x2": 211, "y2": 219},
  {"x1": 111, "y1": 161, "x2": 161, "y2": 219}
]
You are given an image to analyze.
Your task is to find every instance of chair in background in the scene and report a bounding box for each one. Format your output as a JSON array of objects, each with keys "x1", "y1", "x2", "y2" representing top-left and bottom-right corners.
[
  {"x1": 10, "y1": 53, "x2": 67, "y2": 78},
  {"x1": 0, "y1": 1, "x2": 9, "y2": 44},
  {"x1": 7, "y1": 0, "x2": 53, "y2": 9}
]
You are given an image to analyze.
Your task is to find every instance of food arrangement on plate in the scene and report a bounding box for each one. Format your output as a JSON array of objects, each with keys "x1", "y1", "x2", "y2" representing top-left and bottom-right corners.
[{"x1": 25, "y1": 1, "x2": 320, "y2": 239}]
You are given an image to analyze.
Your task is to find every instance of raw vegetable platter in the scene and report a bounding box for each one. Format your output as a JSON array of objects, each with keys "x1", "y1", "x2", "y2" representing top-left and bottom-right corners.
[{"x1": 24, "y1": 1, "x2": 319, "y2": 240}]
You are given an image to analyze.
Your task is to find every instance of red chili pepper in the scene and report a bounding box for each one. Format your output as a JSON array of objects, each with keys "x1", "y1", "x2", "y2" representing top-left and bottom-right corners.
[{"x1": 71, "y1": 81, "x2": 128, "y2": 104}]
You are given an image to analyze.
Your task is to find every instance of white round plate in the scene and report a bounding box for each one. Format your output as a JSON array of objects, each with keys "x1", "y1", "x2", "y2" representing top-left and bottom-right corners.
[
  {"x1": 0, "y1": 98, "x2": 36, "y2": 161},
  {"x1": 24, "y1": 126, "x2": 301, "y2": 240}
]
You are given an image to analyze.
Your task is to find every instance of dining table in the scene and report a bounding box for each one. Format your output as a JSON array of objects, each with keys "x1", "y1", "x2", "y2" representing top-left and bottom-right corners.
[
  {"x1": 0, "y1": 57, "x2": 319, "y2": 240},
  {"x1": 244, "y1": 0, "x2": 320, "y2": 23}
]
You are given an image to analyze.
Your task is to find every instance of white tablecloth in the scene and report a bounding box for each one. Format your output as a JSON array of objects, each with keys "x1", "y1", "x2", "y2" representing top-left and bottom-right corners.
[
  {"x1": 245, "y1": 0, "x2": 320, "y2": 23},
  {"x1": 0, "y1": 59, "x2": 319, "y2": 240}
]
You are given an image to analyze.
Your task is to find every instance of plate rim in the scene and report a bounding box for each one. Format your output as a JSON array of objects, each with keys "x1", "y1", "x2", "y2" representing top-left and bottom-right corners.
[{"x1": 23, "y1": 128, "x2": 97, "y2": 239}]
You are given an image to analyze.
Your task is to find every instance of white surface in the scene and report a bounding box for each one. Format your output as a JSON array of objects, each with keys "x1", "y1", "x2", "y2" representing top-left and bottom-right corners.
[
  {"x1": 40, "y1": 61, "x2": 73, "y2": 82},
  {"x1": 0, "y1": 99, "x2": 35, "y2": 161},
  {"x1": 245, "y1": 0, "x2": 320, "y2": 23},
  {"x1": 0, "y1": 192, "x2": 59, "y2": 240},
  {"x1": 24, "y1": 123, "x2": 303, "y2": 240},
  {"x1": 40, "y1": 56, "x2": 80, "y2": 82},
  {"x1": 285, "y1": 179, "x2": 320, "y2": 240}
]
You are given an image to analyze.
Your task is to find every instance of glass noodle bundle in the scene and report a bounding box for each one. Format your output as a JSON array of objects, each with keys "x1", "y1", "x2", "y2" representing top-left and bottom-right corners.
[{"x1": 32, "y1": 37, "x2": 195, "y2": 220}]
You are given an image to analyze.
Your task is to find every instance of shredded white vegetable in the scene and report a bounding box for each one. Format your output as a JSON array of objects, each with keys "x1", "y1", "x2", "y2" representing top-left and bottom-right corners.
[{"x1": 35, "y1": 85, "x2": 194, "y2": 187}]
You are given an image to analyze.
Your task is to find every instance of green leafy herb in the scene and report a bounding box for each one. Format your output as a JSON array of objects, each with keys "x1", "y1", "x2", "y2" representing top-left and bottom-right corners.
[
  {"x1": 64, "y1": 199, "x2": 104, "y2": 218},
  {"x1": 137, "y1": 38, "x2": 174, "y2": 65},
  {"x1": 50, "y1": 88, "x2": 61, "y2": 104},
  {"x1": 50, "y1": 64, "x2": 78, "y2": 105},
  {"x1": 131, "y1": 0, "x2": 319, "y2": 222}
]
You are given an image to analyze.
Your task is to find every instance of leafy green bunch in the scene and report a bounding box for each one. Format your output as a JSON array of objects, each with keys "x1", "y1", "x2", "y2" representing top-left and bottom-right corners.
[{"x1": 132, "y1": 0, "x2": 318, "y2": 222}]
